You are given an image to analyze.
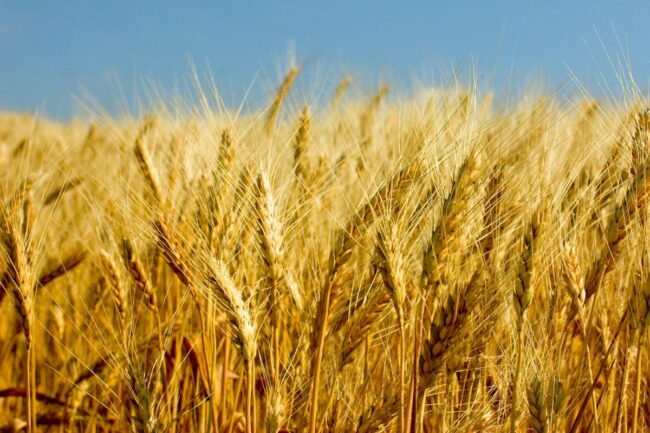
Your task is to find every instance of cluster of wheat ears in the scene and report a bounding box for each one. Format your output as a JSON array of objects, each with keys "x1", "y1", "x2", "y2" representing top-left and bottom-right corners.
[{"x1": 0, "y1": 69, "x2": 649, "y2": 433}]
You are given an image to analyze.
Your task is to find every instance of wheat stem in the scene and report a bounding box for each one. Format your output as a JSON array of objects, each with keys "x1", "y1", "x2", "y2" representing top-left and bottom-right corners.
[
  {"x1": 631, "y1": 328, "x2": 645, "y2": 433},
  {"x1": 510, "y1": 326, "x2": 523, "y2": 433}
]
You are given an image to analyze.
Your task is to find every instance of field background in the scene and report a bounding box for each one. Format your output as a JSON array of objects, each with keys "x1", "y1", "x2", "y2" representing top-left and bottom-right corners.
[{"x1": 1, "y1": 69, "x2": 649, "y2": 433}]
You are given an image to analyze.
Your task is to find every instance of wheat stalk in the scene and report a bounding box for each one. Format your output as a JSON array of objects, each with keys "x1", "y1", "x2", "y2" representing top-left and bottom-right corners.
[
  {"x1": 307, "y1": 160, "x2": 422, "y2": 433},
  {"x1": 2, "y1": 197, "x2": 36, "y2": 432},
  {"x1": 375, "y1": 226, "x2": 407, "y2": 433},
  {"x1": 134, "y1": 120, "x2": 163, "y2": 204},
  {"x1": 293, "y1": 106, "x2": 311, "y2": 183},
  {"x1": 422, "y1": 153, "x2": 479, "y2": 300},
  {"x1": 417, "y1": 272, "x2": 480, "y2": 433},
  {"x1": 630, "y1": 252, "x2": 650, "y2": 433},
  {"x1": 331, "y1": 76, "x2": 352, "y2": 110},
  {"x1": 209, "y1": 259, "x2": 257, "y2": 433},
  {"x1": 265, "y1": 68, "x2": 299, "y2": 134},
  {"x1": 99, "y1": 250, "x2": 127, "y2": 323},
  {"x1": 527, "y1": 379, "x2": 547, "y2": 433}
]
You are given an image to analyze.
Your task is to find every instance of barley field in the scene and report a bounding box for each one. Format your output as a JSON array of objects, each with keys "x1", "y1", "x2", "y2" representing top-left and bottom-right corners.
[{"x1": 0, "y1": 71, "x2": 649, "y2": 433}]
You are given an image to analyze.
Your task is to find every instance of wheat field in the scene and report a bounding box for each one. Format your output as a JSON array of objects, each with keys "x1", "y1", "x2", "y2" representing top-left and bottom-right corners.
[{"x1": 0, "y1": 71, "x2": 649, "y2": 433}]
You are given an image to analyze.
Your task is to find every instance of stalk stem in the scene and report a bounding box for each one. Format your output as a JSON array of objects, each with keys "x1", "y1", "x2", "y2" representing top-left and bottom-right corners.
[
  {"x1": 509, "y1": 326, "x2": 523, "y2": 433},
  {"x1": 631, "y1": 328, "x2": 644, "y2": 433},
  {"x1": 26, "y1": 346, "x2": 33, "y2": 433},
  {"x1": 397, "y1": 313, "x2": 406, "y2": 433},
  {"x1": 308, "y1": 279, "x2": 333, "y2": 433},
  {"x1": 246, "y1": 362, "x2": 255, "y2": 433}
]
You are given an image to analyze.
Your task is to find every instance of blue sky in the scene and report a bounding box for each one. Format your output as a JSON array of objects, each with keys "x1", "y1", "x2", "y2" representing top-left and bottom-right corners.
[{"x1": 1, "y1": 1, "x2": 649, "y2": 119}]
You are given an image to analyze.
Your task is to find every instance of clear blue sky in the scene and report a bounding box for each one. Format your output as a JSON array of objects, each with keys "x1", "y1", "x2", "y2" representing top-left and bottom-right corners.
[{"x1": 1, "y1": 1, "x2": 649, "y2": 119}]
